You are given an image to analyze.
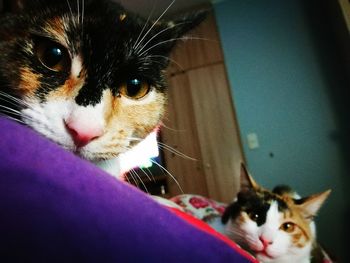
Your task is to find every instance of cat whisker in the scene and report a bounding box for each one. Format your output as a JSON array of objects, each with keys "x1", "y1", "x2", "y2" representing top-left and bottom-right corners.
[
  {"x1": 159, "y1": 122, "x2": 187, "y2": 133},
  {"x1": 136, "y1": 21, "x2": 190, "y2": 54},
  {"x1": 139, "y1": 36, "x2": 214, "y2": 57},
  {"x1": 0, "y1": 105, "x2": 49, "y2": 128},
  {"x1": 138, "y1": 167, "x2": 155, "y2": 183},
  {"x1": 147, "y1": 55, "x2": 184, "y2": 71},
  {"x1": 226, "y1": 226, "x2": 245, "y2": 235},
  {"x1": 65, "y1": 0, "x2": 74, "y2": 23},
  {"x1": 81, "y1": 0, "x2": 85, "y2": 32},
  {"x1": 0, "y1": 105, "x2": 22, "y2": 115},
  {"x1": 158, "y1": 142, "x2": 197, "y2": 161},
  {"x1": 225, "y1": 226, "x2": 254, "y2": 242},
  {"x1": 129, "y1": 169, "x2": 150, "y2": 194},
  {"x1": 139, "y1": 55, "x2": 183, "y2": 72},
  {"x1": 126, "y1": 134, "x2": 196, "y2": 165},
  {"x1": 127, "y1": 169, "x2": 139, "y2": 187},
  {"x1": 226, "y1": 232, "x2": 245, "y2": 242},
  {"x1": 76, "y1": 0, "x2": 80, "y2": 24},
  {"x1": 124, "y1": 174, "x2": 131, "y2": 184},
  {"x1": 0, "y1": 91, "x2": 29, "y2": 107},
  {"x1": 0, "y1": 97, "x2": 22, "y2": 109},
  {"x1": 145, "y1": 167, "x2": 157, "y2": 183},
  {"x1": 0, "y1": 114, "x2": 25, "y2": 125},
  {"x1": 150, "y1": 159, "x2": 183, "y2": 193},
  {"x1": 133, "y1": 0, "x2": 157, "y2": 50},
  {"x1": 133, "y1": 0, "x2": 176, "y2": 52},
  {"x1": 139, "y1": 57, "x2": 168, "y2": 69}
]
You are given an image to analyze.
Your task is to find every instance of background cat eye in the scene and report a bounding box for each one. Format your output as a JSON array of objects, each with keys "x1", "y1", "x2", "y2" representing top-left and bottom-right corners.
[
  {"x1": 248, "y1": 212, "x2": 259, "y2": 222},
  {"x1": 280, "y1": 222, "x2": 295, "y2": 233},
  {"x1": 35, "y1": 40, "x2": 70, "y2": 72},
  {"x1": 119, "y1": 78, "x2": 151, "y2": 100}
]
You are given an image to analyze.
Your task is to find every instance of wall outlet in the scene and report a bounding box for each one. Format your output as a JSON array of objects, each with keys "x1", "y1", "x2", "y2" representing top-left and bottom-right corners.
[{"x1": 247, "y1": 133, "x2": 259, "y2": 149}]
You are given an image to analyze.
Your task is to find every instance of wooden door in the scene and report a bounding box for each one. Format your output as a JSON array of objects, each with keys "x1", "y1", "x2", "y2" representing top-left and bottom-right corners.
[
  {"x1": 186, "y1": 64, "x2": 243, "y2": 201},
  {"x1": 162, "y1": 73, "x2": 208, "y2": 197},
  {"x1": 163, "y1": 65, "x2": 244, "y2": 202},
  {"x1": 162, "y1": 10, "x2": 245, "y2": 202}
]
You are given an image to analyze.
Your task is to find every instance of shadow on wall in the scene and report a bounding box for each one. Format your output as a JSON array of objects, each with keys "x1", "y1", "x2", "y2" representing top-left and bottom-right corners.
[{"x1": 304, "y1": 1, "x2": 350, "y2": 260}]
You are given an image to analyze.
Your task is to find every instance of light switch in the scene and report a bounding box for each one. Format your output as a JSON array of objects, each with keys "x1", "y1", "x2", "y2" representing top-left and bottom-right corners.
[{"x1": 247, "y1": 133, "x2": 259, "y2": 149}]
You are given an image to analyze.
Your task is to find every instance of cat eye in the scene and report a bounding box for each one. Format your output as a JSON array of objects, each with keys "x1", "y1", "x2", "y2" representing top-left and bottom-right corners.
[
  {"x1": 280, "y1": 222, "x2": 296, "y2": 233},
  {"x1": 119, "y1": 78, "x2": 151, "y2": 100},
  {"x1": 248, "y1": 212, "x2": 259, "y2": 222},
  {"x1": 35, "y1": 39, "x2": 70, "y2": 72}
]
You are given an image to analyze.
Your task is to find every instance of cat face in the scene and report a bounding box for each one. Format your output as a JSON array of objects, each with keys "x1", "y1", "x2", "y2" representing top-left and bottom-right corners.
[
  {"x1": 0, "y1": 0, "x2": 204, "y2": 161},
  {"x1": 222, "y1": 164, "x2": 330, "y2": 263}
]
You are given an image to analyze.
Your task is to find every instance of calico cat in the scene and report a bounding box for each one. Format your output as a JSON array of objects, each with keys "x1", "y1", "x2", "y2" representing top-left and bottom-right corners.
[
  {"x1": 0, "y1": 0, "x2": 204, "y2": 176},
  {"x1": 222, "y1": 164, "x2": 332, "y2": 263}
]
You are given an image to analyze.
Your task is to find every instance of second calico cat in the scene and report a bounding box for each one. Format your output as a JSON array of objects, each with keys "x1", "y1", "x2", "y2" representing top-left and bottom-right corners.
[{"x1": 222, "y1": 164, "x2": 332, "y2": 263}]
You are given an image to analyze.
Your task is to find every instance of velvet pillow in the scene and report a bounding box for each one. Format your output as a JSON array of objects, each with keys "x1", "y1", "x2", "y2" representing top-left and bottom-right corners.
[{"x1": 0, "y1": 117, "x2": 255, "y2": 263}]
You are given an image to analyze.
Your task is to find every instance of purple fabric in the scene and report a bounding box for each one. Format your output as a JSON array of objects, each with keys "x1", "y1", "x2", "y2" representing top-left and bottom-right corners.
[{"x1": 0, "y1": 117, "x2": 253, "y2": 263}]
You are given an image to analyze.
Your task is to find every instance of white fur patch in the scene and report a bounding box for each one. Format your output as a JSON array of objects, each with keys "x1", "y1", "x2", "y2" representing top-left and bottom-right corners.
[
  {"x1": 22, "y1": 93, "x2": 106, "y2": 155},
  {"x1": 71, "y1": 55, "x2": 83, "y2": 78},
  {"x1": 94, "y1": 157, "x2": 122, "y2": 179},
  {"x1": 226, "y1": 201, "x2": 313, "y2": 263}
]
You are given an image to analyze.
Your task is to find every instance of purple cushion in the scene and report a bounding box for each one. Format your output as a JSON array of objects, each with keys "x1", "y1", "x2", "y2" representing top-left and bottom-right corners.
[{"x1": 0, "y1": 117, "x2": 253, "y2": 263}]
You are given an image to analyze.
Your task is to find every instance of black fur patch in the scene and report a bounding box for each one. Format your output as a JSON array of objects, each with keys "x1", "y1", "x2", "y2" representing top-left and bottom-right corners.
[
  {"x1": 222, "y1": 189, "x2": 289, "y2": 226},
  {"x1": 0, "y1": 0, "x2": 206, "y2": 106}
]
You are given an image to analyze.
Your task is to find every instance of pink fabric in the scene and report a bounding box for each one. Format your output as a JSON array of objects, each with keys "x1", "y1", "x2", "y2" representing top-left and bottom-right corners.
[{"x1": 170, "y1": 194, "x2": 227, "y2": 221}]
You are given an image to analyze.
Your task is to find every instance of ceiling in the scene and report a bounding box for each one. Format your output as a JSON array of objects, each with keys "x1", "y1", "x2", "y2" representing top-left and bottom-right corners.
[
  {"x1": 117, "y1": 0, "x2": 213, "y2": 17},
  {"x1": 0, "y1": 0, "x2": 215, "y2": 16}
]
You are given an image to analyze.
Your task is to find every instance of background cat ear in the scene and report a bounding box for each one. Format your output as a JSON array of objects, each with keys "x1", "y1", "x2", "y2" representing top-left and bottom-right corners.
[
  {"x1": 297, "y1": 189, "x2": 331, "y2": 220},
  {"x1": 222, "y1": 203, "x2": 235, "y2": 224},
  {"x1": 240, "y1": 162, "x2": 259, "y2": 192}
]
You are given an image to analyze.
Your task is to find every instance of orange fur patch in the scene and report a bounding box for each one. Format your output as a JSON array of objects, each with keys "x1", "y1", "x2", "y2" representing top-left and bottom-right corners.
[
  {"x1": 103, "y1": 90, "x2": 167, "y2": 153},
  {"x1": 281, "y1": 197, "x2": 313, "y2": 248},
  {"x1": 47, "y1": 69, "x2": 87, "y2": 100},
  {"x1": 44, "y1": 17, "x2": 66, "y2": 45},
  {"x1": 18, "y1": 67, "x2": 42, "y2": 95}
]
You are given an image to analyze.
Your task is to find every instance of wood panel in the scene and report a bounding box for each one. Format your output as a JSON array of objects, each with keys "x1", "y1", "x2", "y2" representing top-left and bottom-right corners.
[
  {"x1": 161, "y1": 73, "x2": 208, "y2": 196},
  {"x1": 338, "y1": 0, "x2": 350, "y2": 32},
  {"x1": 187, "y1": 64, "x2": 244, "y2": 202}
]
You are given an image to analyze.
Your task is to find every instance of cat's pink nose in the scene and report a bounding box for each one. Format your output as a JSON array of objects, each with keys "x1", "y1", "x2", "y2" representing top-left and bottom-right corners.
[
  {"x1": 65, "y1": 120, "x2": 104, "y2": 148},
  {"x1": 259, "y1": 236, "x2": 273, "y2": 248}
]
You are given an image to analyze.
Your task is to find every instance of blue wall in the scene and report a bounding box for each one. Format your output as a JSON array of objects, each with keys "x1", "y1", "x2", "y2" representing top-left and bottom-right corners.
[{"x1": 214, "y1": 0, "x2": 347, "y2": 260}]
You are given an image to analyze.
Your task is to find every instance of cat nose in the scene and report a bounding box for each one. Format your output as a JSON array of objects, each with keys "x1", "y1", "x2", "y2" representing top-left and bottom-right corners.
[
  {"x1": 259, "y1": 236, "x2": 273, "y2": 248},
  {"x1": 65, "y1": 119, "x2": 104, "y2": 148}
]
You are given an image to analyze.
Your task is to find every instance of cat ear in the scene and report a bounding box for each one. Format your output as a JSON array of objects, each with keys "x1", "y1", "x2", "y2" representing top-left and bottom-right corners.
[
  {"x1": 3, "y1": 0, "x2": 61, "y2": 13},
  {"x1": 240, "y1": 163, "x2": 259, "y2": 192},
  {"x1": 222, "y1": 203, "x2": 235, "y2": 224},
  {"x1": 297, "y1": 190, "x2": 331, "y2": 220},
  {"x1": 2, "y1": 0, "x2": 25, "y2": 12},
  {"x1": 166, "y1": 10, "x2": 207, "y2": 39},
  {"x1": 147, "y1": 10, "x2": 207, "y2": 56}
]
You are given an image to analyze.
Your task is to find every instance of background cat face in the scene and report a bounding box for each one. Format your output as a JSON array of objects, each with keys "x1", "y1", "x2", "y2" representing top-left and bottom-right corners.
[
  {"x1": 0, "y1": 0, "x2": 204, "y2": 161},
  {"x1": 222, "y1": 164, "x2": 330, "y2": 262}
]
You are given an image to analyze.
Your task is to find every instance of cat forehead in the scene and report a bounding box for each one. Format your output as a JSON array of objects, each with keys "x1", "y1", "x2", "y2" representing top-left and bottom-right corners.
[
  {"x1": 36, "y1": 13, "x2": 133, "y2": 52},
  {"x1": 240, "y1": 189, "x2": 289, "y2": 212}
]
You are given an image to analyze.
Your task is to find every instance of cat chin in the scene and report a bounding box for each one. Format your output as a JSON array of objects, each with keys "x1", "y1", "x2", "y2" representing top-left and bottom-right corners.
[{"x1": 255, "y1": 252, "x2": 276, "y2": 262}]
